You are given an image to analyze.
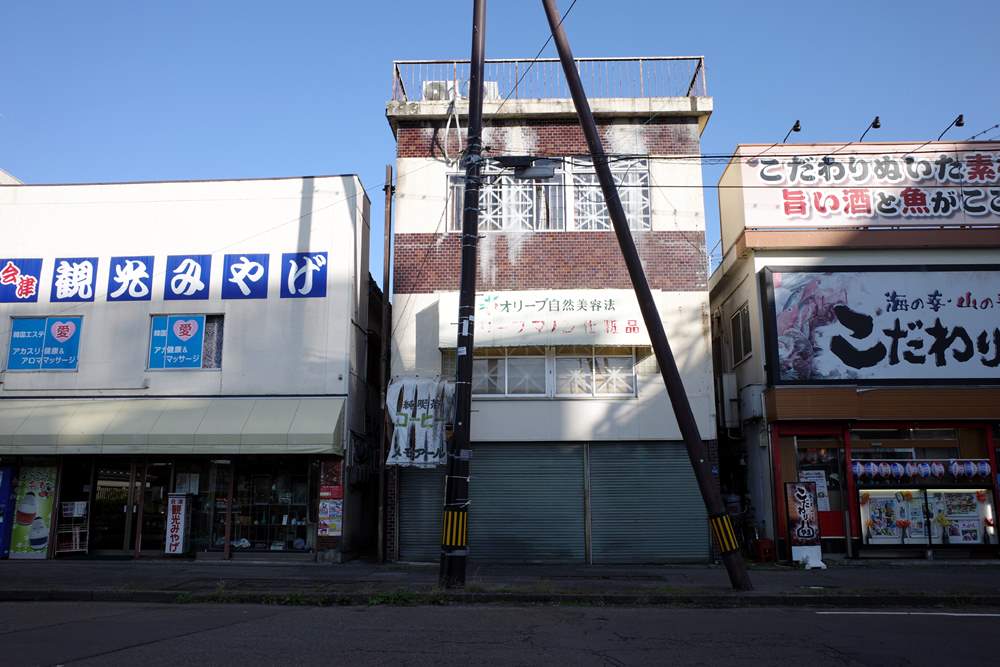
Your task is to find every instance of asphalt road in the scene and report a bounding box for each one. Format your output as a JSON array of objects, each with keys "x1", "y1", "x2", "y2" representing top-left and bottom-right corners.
[{"x1": 1, "y1": 602, "x2": 997, "y2": 666}]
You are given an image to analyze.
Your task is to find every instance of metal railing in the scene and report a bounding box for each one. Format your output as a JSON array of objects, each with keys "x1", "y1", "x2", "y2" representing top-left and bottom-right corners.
[{"x1": 391, "y1": 56, "x2": 706, "y2": 103}]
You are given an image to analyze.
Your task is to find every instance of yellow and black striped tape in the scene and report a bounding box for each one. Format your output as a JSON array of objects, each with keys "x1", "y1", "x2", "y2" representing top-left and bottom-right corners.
[
  {"x1": 709, "y1": 513, "x2": 739, "y2": 553},
  {"x1": 442, "y1": 509, "x2": 468, "y2": 548}
]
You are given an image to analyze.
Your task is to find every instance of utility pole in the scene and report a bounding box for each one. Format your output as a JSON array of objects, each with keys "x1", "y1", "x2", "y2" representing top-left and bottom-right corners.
[
  {"x1": 542, "y1": 0, "x2": 753, "y2": 591},
  {"x1": 377, "y1": 164, "x2": 393, "y2": 564},
  {"x1": 440, "y1": 0, "x2": 487, "y2": 589}
]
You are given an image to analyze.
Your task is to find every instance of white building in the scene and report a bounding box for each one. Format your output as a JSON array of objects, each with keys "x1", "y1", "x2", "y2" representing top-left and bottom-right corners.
[
  {"x1": 710, "y1": 141, "x2": 1000, "y2": 559},
  {"x1": 387, "y1": 57, "x2": 719, "y2": 563},
  {"x1": 0, "y1": 174, "x2": 376, "y2": 560}
]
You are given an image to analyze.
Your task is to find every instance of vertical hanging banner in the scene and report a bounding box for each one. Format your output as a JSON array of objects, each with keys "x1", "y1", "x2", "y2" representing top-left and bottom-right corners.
[
  {"x1": 10, "y1": 466, "x2": 57, "y2": 559},
  {"x1": 385, "y1": 377, "x2": 454, "y2": 468}
]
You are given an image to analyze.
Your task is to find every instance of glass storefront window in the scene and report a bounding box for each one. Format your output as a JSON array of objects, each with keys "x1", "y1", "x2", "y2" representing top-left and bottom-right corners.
[
  {"x1": 231, "y1": 458, "x2": 313, "y2": 553},
  {"x1": 860, "y1": 489, "x2": 927, "y2": 546}
]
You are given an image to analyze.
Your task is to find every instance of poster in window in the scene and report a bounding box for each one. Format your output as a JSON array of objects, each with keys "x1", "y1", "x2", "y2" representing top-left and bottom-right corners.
[
  {"x1": 785, "y1": 482, "x2": 821, "y2": 546},
  {"x1": 10, "y1": 466, "x2": 57, "y2": 559},
  {"x1": 799, "y1": 470, "x2": 831, "y2": 512},
  {"x1": 318, "y1": 500, "x2": 343, "y2": 537}
]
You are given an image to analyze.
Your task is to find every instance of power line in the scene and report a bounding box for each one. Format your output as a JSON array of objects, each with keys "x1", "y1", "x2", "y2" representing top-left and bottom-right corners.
[
  {"x1": 490, "y1": 0, "x2": 579, "y2": 118},
  {"x1": 967, "y1": 122, "x2": 1000, "y2": 141}
]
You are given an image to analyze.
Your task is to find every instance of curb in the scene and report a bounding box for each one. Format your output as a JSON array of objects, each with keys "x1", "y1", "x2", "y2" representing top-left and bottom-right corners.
[{"x1": 1, "y1": 589, "x2": 998, "y2": 608}]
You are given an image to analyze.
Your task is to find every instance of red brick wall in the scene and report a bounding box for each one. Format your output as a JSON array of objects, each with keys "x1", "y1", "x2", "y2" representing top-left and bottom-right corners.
[
  {"x1": 396, "y1": 117, "x2": 700, "y2": 159},
  {"x1": 394, "y1": 231, "x2": 707, "y2": 293}
]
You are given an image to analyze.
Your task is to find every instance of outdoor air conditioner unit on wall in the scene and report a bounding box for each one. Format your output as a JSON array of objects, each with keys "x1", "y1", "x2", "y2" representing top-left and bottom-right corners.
[
  {"x1": 423, "y1": 80, "x2": 501, "y2": 101},
  {"x1": 721, "y1": 372, "x2": 739, "y2": 428}
]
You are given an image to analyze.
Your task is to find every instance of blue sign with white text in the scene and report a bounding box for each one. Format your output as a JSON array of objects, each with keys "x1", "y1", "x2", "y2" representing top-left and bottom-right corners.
[
  {"x1": 0, "y1": 259, "x2": 43, "y2": 303},
  {"x1": 148, "y1": 314, "x2": 206, "y2": 369},
  {"x1": 165, "y1": 255, "x2": 211, "y2": 300},
  {"x1": 7, "y1": 316, "x2": 83, "y2": 371},
  {"x1": 222, "y1": 254, "x2": 268, "y2": 299},
  {"x1": 50, "y1": 257, "x2": 98, "y2": 302},
  {"x1": 280, "y1": 252, "x2": 328, "y2": 298},
  {"x1": 107, "y1": 256, "x2": 154, "y2": 302}
]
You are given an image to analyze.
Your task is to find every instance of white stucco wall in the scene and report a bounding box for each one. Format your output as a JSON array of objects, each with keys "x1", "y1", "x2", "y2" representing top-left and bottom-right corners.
[{"x1": 0, "y1": 176, "x2": 370, "y2": 398}]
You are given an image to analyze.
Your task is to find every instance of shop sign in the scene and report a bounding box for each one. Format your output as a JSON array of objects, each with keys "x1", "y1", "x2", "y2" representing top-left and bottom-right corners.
[
  {"x1": 764, "y1": 266, "x2": 1000, "y2": 383},
  {"x1": 319, "y1": 460, "x2": 344, "y2": 499},
  {"x1": 386, "y1": 376, "x2": 453, "y2": 468},
  {"x1": 0, "y1": 252, "x2": 329, "y2": 303},
  {"x1": 740, "y1": 143, "x2": 1000, "y2": 229},
  {"x1": 318, "y1": 499, "x2": 343, "y2": 537},
  {"x1": 10, "y1": 466, "x2": 57, "y2": 559},
  {"x1": 164, "y1": 494, "x2": 189, "y2": 555},
  {"x1": 7, "y1": 316, "x2": 84, "y2": 371},
  {"x1": 438, "y1": 289, "x2": 647, "y2": 347},
  {"x1": 785, "y1": 482, "x2": 821, "y2": 547}
]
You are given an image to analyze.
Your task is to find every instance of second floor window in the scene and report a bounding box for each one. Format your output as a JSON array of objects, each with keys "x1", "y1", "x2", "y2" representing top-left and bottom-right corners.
[
  {"x1": 447, "y1": 157, "x2": 650, "y2": 232},
  {"x1": 442, "y1": 345, "x2": 643, "y2": 398},
  {"x1": 730, "y1": 302, "x2": 752, "y2": 368},
  {"x1": 6, "y1": 315, "x2": 84, "y2": 371},
  {"x1": 148, "y1": 314, "x2": 224, "y2": 370}
]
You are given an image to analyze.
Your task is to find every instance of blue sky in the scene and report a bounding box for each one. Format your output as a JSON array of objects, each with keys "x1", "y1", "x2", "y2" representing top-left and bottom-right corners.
[{"x1": 4, "y1": 1, "x2": 999, "y2": 283}]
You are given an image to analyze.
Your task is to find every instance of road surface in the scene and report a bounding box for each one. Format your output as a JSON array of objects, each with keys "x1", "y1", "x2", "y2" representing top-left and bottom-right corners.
[{"x1": 1, "y1": 602, "x2": 995, "y2": 666}]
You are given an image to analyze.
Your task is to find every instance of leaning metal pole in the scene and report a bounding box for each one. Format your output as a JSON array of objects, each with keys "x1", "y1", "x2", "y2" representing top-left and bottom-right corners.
[
  {"x1": 440, "y1": 0, "x2": 487, "y2": 589},
  {"x1": 542, "y1": 0, "x2": 752, "y2": 591}
]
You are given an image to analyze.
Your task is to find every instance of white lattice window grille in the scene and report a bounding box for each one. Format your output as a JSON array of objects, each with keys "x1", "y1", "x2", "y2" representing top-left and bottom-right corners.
[
  {"x1": 448, "y1": 164, "x2": 565, "y2": 232},
  {"x1": 442, "y1": 346, "x2": 637, "y2": 398},
  {"x1": 570, "y1": 157, "x2": 651, "y2": 231}
]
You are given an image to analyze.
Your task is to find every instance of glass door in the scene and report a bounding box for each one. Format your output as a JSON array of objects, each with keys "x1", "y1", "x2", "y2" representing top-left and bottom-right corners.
[
  {"x1": 136, "y1": 462, "x2": 173, "y2": 554},
  {"x1": 794, "y1": 436, "x2": 847, "y2": 538},
  {"x1": 91, "y1": 462, "x2": 140, "y2": 553}
]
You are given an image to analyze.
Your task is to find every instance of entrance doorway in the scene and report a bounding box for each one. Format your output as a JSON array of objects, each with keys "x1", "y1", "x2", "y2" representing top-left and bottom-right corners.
[{"x1": 89, "y1": 460, "x2": 173, "y2": 555}]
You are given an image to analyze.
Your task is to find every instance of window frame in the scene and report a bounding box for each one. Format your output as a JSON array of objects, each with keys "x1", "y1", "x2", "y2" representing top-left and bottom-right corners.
[
  {"x1": 447, "y1": 163, "x2": 566, "y2": 233},
  {"x1": 146, "y1": 313, "x2": 225, "y2": 372},
  {"x1": 730, "y1": 302, "x2": 752, "y2": 368},
  {"x1": 446, "y1": 156, "x2": 653, "y2": 233},
  {"x1": 5, "y1": 314, "x2": 84, "y2": 373},
  {"x1": 444, "y1": 345, "x2": 639, "y2": 399}
]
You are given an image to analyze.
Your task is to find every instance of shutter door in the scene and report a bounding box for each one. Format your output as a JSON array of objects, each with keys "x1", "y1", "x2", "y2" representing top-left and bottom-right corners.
[
  {"x1": 397, "y1": 467, "x2": 445, "y2": 562},
  {"x1": 589, "y1": 442, "x2": 709, "y2": 563},
  {"x1": 469, "y1": 444, "x2": 585, "y2": 562}
]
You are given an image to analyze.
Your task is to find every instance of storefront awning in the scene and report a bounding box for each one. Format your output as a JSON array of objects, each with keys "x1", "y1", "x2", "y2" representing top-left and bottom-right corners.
[{"x1": 0, "y1": 397, "x2": 345, "y2": 455}]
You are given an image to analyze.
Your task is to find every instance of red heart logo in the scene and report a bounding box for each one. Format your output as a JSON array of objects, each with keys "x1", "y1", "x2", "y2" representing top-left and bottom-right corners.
[
  {"x1": 49, "y1": 320, "x2": 77, "y2": 343},
  {"x1": 172, "y1": 319, "x2": 199, "y2": 342}
]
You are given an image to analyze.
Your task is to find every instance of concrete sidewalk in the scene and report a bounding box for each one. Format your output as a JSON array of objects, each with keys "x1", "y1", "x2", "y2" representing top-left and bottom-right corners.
[{"x1": 1, "y1": 558, "x2": 999, "y2": 607}]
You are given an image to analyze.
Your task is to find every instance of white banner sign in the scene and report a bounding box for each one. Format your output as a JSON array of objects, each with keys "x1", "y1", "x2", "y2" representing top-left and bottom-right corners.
[
  {"x1": 766, "y1": 268, "x2": 1000, "y2": 383},
  {"x1": 438, "y1": 289, "x2": 648, "y2": 347},
  {"x1": 386, "y1": 376, "x2": 454, "y2": 468},
  {"x1": 741, "y1": 143, "x2": 1000, "y2": 229},
  {"x1": 164, "y1": 494, "x2": 188, "y2": 555}
]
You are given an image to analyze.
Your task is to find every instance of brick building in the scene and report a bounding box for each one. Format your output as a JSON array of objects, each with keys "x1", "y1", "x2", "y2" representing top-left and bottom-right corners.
[{"x1": 387, "y1": 57, "x2": 718, "y2": 563}]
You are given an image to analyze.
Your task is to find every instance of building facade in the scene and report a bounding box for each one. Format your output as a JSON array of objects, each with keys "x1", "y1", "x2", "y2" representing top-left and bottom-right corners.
[
  {"x1": 387, "y1": 57, "x2": 719, "y2": 563},
  {"x1": 710, "y1": 141, "x2": 1000, "y2": 558},
  {"x1": 0, "y1": 174, "x2": 378, "y2": 561}
]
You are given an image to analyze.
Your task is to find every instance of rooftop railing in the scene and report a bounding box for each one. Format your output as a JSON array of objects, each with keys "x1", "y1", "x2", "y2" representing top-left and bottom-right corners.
[{"x1": 391, "y1": 56, "x2": 707, "y2": 103}]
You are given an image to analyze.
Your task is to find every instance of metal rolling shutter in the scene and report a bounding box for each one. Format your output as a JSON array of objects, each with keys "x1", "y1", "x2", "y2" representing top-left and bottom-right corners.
[
  {"x1": 397, "y1": 467, "x2": 445, "y2": 562},
  {"x1": 469, "y1": 444, "x2": 586, "y2": 562},
  {"x1": 589, "y1": 442, "x2": 709, "y2": 563}
]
